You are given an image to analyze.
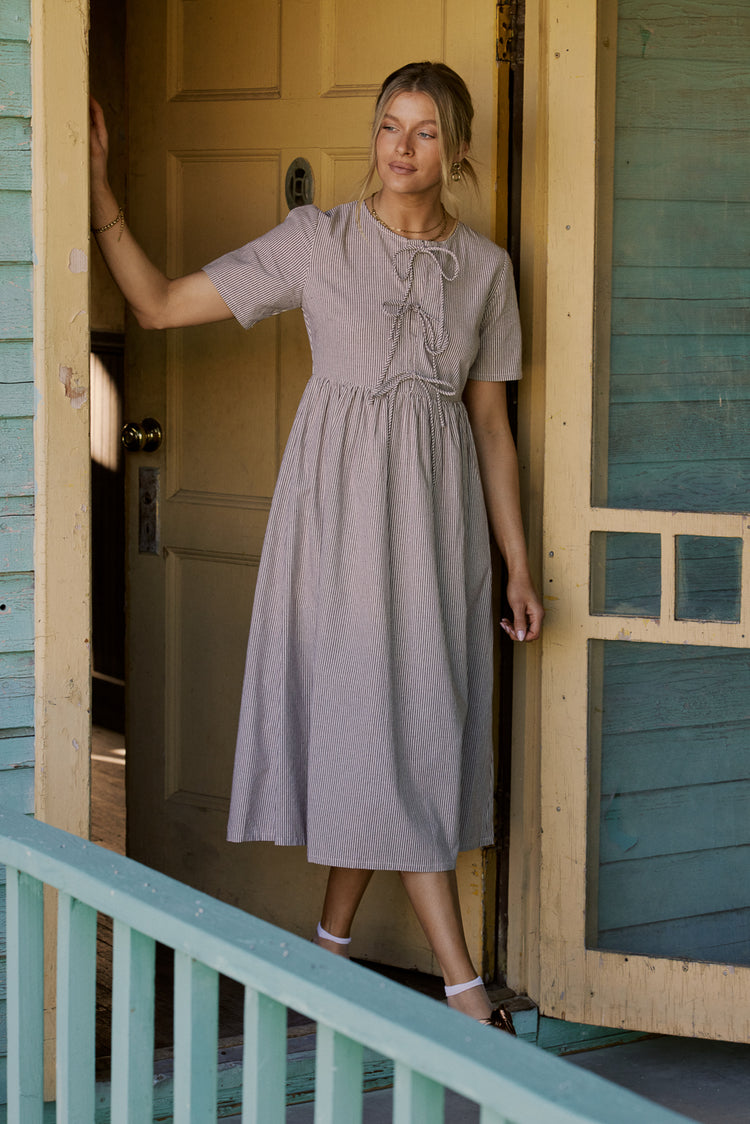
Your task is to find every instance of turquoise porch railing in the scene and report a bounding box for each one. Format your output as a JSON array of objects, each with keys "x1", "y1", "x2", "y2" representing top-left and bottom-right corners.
[{"x1": 0, "y1": 807, "x2": 692, "y2": 1124}]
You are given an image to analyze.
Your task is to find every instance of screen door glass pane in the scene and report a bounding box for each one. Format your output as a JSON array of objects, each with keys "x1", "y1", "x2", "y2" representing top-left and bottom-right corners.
[
  {"x1": 592, "y1": 2, "x2": 750, "y2": 513},
  {"x1": 587, "y1": 640, "x2": 750, "y2": 965},
  {"x1": 590, "y1": 532, "x2": 661, "y2": 617},
  {"x1": 675, "y1": 536, "x2": 742, "y2": 622}
]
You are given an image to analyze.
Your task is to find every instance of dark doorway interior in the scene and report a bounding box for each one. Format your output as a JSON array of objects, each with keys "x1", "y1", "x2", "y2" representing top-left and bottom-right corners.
[
  {"x1": 90, "y1": 0, "x2": 128, "y2": 732},
  {"x1": 91, "y1": 333, "x2": 125, "y2": 731}
]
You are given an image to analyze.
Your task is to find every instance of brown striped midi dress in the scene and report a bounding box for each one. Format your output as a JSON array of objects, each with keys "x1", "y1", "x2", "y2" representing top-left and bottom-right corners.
[{"x1": 203, "y1": 201, "x2": 521, "y2": 872}]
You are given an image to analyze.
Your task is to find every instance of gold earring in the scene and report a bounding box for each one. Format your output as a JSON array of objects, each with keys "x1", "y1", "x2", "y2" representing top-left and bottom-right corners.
[{"x1": 450, "y1": 161, "x2": 462, "y2": 182}]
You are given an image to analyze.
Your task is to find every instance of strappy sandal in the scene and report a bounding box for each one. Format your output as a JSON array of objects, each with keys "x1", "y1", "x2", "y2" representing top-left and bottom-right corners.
[{"x1": 481, "y1": 1006, "x2": 516, "y2": 1035}]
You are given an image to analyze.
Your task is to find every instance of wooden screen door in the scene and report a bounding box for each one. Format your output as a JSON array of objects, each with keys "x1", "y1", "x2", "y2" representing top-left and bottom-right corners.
[
  {"x1": 535, "y1": 0, "x2": 750, "y2": 1039},
  {"x1": 124, "y1": 0, "x2": 508, "y2": 973}
]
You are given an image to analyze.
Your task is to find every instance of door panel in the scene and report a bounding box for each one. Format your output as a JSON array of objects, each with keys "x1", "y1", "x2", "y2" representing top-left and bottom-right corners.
[
  {"x1": 319, "y1": 0, "x2": 445, "y2": 94},
  {"x1": 126, "y1": 0, "x2": 503, "y2": 973},
  {"x1": 164, "y1": 549, "x2": 259, "y2": 807},
  {"x1": 536, "y1": 0, "x2": 750, "y2": 1039}
]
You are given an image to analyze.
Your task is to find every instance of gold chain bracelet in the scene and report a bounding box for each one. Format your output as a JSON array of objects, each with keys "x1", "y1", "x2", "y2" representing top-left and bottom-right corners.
[{"x1": 92, "y1": 206, "x2": 124, "y2": 240}]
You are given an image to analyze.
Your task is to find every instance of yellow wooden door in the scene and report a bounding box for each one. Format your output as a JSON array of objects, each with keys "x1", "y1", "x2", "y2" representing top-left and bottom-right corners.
[
  {"x1": 519, "y1": 0, "x2": 750, "y2": 1039},
  {"x1": 124, "y1": 0, "x2": 506, "y2": 973}
]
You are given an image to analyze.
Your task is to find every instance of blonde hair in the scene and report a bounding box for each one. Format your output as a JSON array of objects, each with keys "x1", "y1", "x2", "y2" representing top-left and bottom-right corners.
[{"x1": 358, "y1": 61, "x2": 477, "y2": 211}]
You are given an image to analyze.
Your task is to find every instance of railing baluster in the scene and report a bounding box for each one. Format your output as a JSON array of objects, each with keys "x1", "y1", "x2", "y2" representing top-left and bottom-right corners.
[
  {"x1": 314, "y1": 1024, "x2": 363, "y2": 1124},
  {"x1": 110, "y1": 920, "x2": 156, "y2": 1124},
  {"x1": 56, "y1": 892, "x2": 97, "y2": 1122},
  {"x1": 173, "y1": 950, "x2": 219, "y2": 1123},
  {"x1": 393, "y1": 1060, "x2": 445, "y2": 1124},
  {"x1": 6, "y1": 867, "x2": 44, "y2": 1124},
  {"x1": 242, "y1": 986, "x2": 286, "y2": 1123}
]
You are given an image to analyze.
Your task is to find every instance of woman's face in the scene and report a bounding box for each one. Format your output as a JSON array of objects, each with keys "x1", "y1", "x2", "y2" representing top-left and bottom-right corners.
[{"x1": 375, "y1": 90, "x2": 444, "y2": 197}]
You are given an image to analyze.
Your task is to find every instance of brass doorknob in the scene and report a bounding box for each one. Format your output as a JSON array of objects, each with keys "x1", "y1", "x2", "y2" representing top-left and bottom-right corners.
[{"x1": 121, "y1": 417, "x2": 163, "y2": 453}]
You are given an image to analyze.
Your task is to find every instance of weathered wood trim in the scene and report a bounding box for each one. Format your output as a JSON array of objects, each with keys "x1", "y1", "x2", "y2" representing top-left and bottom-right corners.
[
  {"x1": 591, "y1": 0, "x2": 618, "y2": 507},
  {"x1": 31, "y1": 0, "x2": 92, "y2": 1096},
  {"x1": 534, "y1": 0, "x2": 607, "y2": 1031}
]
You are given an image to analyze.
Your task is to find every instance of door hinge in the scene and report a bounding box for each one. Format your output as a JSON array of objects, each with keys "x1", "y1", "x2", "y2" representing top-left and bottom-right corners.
[{"x1": 496, "y1": 1, "x2": 521, "y2": 66}]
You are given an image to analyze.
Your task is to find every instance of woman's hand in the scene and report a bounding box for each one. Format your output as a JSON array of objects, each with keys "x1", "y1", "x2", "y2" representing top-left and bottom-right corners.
[
  {"x1": 501, "y1": 572, "x2": 544, "y2": 643},
  {"x1": 89, "y1": 97, "x2": 109, "y2": 178},
  {"x1": 89, "y1": 96, "x2": 119, "y2": 228}
]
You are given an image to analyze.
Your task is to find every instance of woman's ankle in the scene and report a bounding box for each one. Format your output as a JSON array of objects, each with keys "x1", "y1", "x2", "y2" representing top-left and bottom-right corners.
[{"x1": 444, "y1": 976, "x2": 492, "y2": 1021}]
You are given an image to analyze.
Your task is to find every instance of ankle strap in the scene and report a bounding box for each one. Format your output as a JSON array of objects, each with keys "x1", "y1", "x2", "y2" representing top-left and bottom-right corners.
[
  {"x1": 317, "y1": 922, "x2": 351, "y2": 945},
  {"x1": 444, "y1": 975, "x2": 483, "y2": 997}
]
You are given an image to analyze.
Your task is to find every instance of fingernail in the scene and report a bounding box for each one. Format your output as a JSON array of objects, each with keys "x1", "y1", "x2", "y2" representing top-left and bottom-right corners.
[{"x1": 517, "y1": 630, "x2": 525, "y2": 642}]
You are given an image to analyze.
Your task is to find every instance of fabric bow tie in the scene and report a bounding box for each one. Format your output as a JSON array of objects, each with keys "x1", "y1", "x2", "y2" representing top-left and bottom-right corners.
[
  {"x1": 382, "y1": 299, "x2": 449, "y2": 358},
  {"x1": 394, "y1": 242, "x2": 460, "y2": 284}
]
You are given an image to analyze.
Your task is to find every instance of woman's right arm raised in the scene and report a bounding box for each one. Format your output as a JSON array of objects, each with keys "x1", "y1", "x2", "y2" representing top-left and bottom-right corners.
[{"x1": 90, "y1": 98, "x2": 233, "y2": 330}]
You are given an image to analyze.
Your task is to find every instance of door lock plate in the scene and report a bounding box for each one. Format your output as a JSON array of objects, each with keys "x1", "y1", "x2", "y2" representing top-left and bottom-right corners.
[
  {"x1": 138, "y1": 466, "x2": 160, "y2": 555},
  {"x1": 285, "y1": 158, "x2": 314, "y2": 209}
]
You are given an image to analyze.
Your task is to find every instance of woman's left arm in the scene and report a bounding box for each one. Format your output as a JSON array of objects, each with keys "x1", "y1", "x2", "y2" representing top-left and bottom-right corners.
[{"x1": 463, "y1": 378, "x2": 544, "y2": 642}]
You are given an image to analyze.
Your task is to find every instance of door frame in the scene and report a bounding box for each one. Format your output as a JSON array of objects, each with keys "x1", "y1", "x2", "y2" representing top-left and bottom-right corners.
[
  {"x1": 123, "y1": 0, "x2": 511, "y2": 980},
  {"x1": 31, "y1": 1, "x2": 92, "y2": 842},
  {"x1": 33, "y1": 0, "x2": 553, "y2": 995},
  {"x1": 31, "y1": 0, "x2": 92, "y2": 1093},
  {"x1": 505, "y1": 0, "x2": 549, "y2": 1005}
]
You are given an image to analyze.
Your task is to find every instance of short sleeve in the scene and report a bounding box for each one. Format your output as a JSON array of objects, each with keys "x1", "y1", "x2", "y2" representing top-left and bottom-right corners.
[
  {"x1": 202, "y1": 205, "x2": 320, "y2": 329},
  {"x1": 468, "y1": 252, "x2": 522, "y2": 382}
]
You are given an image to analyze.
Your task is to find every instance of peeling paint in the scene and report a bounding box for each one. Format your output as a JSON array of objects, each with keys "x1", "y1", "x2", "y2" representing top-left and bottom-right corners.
[
  {"x1": 639, "y1": 27, "x2": 652, "y2": 58},
  {"x1": 66, "y1": 679, "x2": 83, "y2": 708},
  {"x1": 58, "y1": 365, "x2": 88, "y2": 409},
  {"x1": 68, "y1": 248, "x2": 88, "y2": 274}
]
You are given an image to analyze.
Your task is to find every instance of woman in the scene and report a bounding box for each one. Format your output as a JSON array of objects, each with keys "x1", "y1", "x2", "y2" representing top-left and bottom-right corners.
[{"x1": 90, "y1": 60, "x2": 543, "y2": 1030}]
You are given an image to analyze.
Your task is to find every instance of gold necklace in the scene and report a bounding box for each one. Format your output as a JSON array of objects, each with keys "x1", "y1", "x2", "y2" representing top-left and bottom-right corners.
[{"x1": 369, "y1": 195, "x2": 448, "y2": 240}]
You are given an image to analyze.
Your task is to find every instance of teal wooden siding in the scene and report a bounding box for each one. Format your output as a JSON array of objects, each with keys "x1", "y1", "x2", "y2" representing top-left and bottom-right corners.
[
  {"x1": 588, "y1": 2, "x2": 750, "y2": 967},
  {"x1": 0, "y1": 0, "x2": 34, "y2": 1104}
]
